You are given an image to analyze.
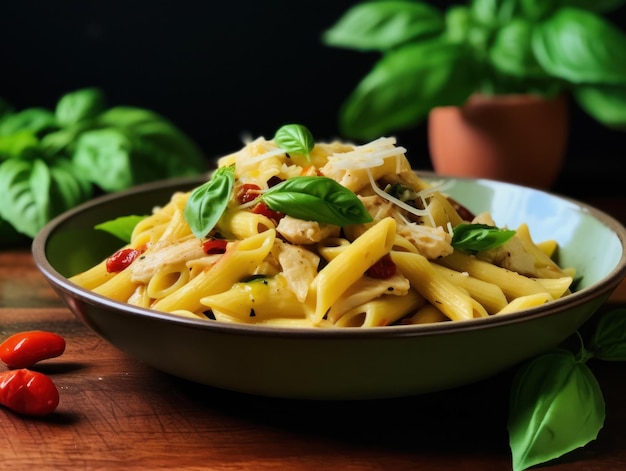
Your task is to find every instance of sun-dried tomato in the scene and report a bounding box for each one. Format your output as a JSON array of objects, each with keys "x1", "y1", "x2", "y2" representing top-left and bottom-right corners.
[{"x1": 105, "y1": 248, "x2": 142, "y2": 273}]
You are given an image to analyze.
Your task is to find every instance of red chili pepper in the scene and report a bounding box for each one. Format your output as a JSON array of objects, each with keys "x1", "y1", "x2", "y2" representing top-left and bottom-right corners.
[
  {"x1": 366, "y1": 254, "x2": 396, "y2": 279},
  {"x1": 202, "y1": 239, "x2": 228, "y2": 254},
  {"x1": 252, "y1": 201, "x2": 284, "y2": 223},
  {"x1": 0, "y1": 331, "x2": 66, "y2": 369},
  {"x1": 0, "y1": 369, "x2": 59, "y2": 416},
  {"x1": 236, "y1": 183, "x2": 262, "y2": 204},
  {"x1": 105, "y1": 248, "x2": 142, "y2": 273}
]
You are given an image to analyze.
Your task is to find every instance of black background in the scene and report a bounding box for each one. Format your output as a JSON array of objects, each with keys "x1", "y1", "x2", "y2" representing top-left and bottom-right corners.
[{"x1": 2, "y1": 1, "x2": 624, "y2": 197}]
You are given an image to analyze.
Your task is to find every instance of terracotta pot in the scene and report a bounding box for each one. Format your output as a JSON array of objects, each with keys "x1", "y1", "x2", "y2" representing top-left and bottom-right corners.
[{"x1": 427, "y1": 93, "x2": 569, "y2": 189}]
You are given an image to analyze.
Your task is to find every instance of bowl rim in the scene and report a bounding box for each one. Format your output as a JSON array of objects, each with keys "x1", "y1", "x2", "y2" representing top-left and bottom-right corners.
[{"x1": 32, "y1": 173, "x2": 626, "y2": 340}]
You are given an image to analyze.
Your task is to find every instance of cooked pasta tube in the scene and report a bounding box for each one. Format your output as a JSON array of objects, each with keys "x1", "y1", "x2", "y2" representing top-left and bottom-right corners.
[
  {"x1": 391, "y1": 250, "x2": 489, "y2": 321},
  {"x1": 431, "y1": 264, "x2": 508, "y2": 314},
  {"x1": 152, "y1": 230, "x2": 276, "y2": 313},
  {"x1": 307, "y1": 217, "x2": 397, "y2": 324},
  {"x1": 436, "y1": 251, "x2": 557, "y2": 300},
  {"x1": 333, "y1": 288, "x2": 426, "y2": 327},
  {"x1": 200, "y1": 274, "x2": 307, "y2": 322},
  {"x1": 497, "y1": 293, "x2": 553, "y2": 314}
]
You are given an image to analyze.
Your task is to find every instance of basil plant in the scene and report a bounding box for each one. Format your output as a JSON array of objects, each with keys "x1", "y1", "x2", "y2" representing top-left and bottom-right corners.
[{"x1": 323, "y1": 0, "x2": 626, "y2": 140}]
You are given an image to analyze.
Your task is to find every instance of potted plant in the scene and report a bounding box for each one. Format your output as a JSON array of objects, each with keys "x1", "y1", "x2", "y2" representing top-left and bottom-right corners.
[{"x1": 323, "y1": 0, "x2": 626, "y2": 188}]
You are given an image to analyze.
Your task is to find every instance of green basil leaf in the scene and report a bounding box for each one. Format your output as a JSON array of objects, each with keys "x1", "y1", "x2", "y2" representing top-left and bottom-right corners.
[
  {"x1": 323, "y1": 1, "x2": 444, "y2": 51},
  {"x1": 55, "y1": 87, "x2": 106, "y2": 127},
  {"x1": 129, "y1": 119, "x2": 206, "y2": 177},
  {"x1": 339, "y1": 39, "x2": 479, "y2": 140},
  {"x1": 0, "y1": 158, "x2": 51, "y2": 237},
  {"x1": 184, "y1": 166, "x2": 235, "y2": 238},
  {"x1": 508, "y1": 350, "x2": 605, "y2": 471},
  {"x1": 0, "y1": 130, "x2": 39, "y2": 159},
  {"x1": 589, "y1": 308, "x2": 626, "y2": 360},
  {"x1": 95, "y1": 215, "x2": 147, "y2": 243},
  {"x1": 444, "y1": 6, "x2": 471, "y2": 43},
  {"x1": 490, "y1": 19, "x2": 547, "y2": 78},
  {"x1": 532, "y1": 8, "x2": 626, "y2": 85},
  {"x1": 72, "y1": 128, "x2": 133, "y2": 192},
  {"x1": 260, "y1": 176, "x2": 373, "y2": 226},
  {"x1": 451, "y1": 223, "x2": 516, "y2": 252},
  {"x1": 573, "y1": 84, "x2": 626, "y2": 128},
  {"x1": 470, "y1": 0, "x2": 517, "y2": 25},
  {"x1": 48, "y1": 158, "x2": 93, "y2": 218},
  {"x1": 0, "y1": 108, "x2": 57, "y2": 137},
  {"x1": 273, "y1": 124, "x2": 314, "y2": 161}
]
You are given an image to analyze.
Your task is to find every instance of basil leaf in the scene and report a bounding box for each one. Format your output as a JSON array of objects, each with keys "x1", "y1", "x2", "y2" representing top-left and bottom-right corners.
[
  {"x1": 508, "y1": 350, "x2": 605, "y2": 471},
  {"x1": 323, "y1": 1, "x2": 444, "y2": 52},
  {"x1": 273, "y1": 124, "x2": 314, "y2": 161},
  {"x1": 0, "y1": 130, "x2": 39, "y2": 159},
  {"x1": 95, "y1": 215, "x2": 147, "y2": 243},
  {"x1": 339, "y1": 39, "x2": 478, "y2": 140},
  {"x1": 560, "y1": 0, "x2": 626, "y2": 13},
  {"x1": 573, "y1": 84, "x2": 626, "y2": 128},
  {"x1": 55, "y1": 87, "x2": 106, "y2": 127},
  {"x1": 48, "y1": 158, "x2": 93, "y2": 218},
  {"x1": 261, "y1": 176, "x2": 373, "y2": 226},
  {"x1": 184, "y1": 166, "x2": 235, "y2": 238},
  {"x1": 589, "y1": 308, "x2": 626, "y2": 361},
  {"x1": 72, "y1": 128, "x2": 134, "y2": 192},
  {"x1": 451, "y1": 223, "x2": 516, "y2": 252},
  {"x1": 0, "y1": 108, "x2": 57, "y2": 137},
  {"x1": 490, "y1": 19, "x2": 547, "y2": 79},
  {"x1": 0, "y1": 158, "x2": 51, "y2": 237},
  {"x1": 532, "y1": 8, "x2": 626, "y2": 85}
]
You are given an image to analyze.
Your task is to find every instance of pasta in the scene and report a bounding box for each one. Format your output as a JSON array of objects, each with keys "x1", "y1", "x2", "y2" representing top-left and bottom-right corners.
[{"x1": 70, "y1": 129, "x2": 575, "y2": 328}]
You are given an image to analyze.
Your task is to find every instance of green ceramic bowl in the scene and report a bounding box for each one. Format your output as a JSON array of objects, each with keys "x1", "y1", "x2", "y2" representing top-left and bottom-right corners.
[{"x1": 32, "y1": 174, "x2": 626, "y2": 400}]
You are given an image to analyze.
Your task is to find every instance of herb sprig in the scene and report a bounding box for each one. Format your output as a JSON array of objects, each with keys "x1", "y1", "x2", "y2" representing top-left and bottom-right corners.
[{"x1": 0, "y1": 87, "x2": 206, "y2": 242}]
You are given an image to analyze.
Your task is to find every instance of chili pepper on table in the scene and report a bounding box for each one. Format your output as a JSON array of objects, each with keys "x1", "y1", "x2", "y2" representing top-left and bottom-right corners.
[
  {"x1": 0, "y1": 330, "x2": 66, "y2": 369},
  {"x1": 0, "y1": 369, "x2": 59, "y2": 416}
]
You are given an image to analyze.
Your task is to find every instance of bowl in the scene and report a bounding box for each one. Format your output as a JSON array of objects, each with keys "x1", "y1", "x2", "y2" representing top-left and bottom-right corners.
[{"x1": 32, "y1": 173, "x2": 626, "y2": 400}]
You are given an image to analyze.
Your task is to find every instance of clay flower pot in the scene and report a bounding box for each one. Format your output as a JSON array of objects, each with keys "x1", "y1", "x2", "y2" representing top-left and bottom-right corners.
[{"x1": 428, "y1": 94, "x2": 569, "y2": 189}]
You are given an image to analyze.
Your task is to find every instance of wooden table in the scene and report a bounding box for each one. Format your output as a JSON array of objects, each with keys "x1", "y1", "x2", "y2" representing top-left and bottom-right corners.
[{"x1": 1, "y1": 197, "x2": 625, "y2": 471}]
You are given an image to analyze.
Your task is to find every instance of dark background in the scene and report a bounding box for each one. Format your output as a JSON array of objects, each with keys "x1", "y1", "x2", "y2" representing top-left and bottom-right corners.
[{"x1": 2, "y1": 1, "x2": 624, "y2": 197}]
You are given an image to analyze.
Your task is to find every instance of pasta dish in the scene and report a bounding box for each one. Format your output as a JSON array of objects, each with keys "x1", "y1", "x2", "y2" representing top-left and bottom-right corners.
[{"x1": 70, "y1": 125, "x2": 575, "y2": 328}]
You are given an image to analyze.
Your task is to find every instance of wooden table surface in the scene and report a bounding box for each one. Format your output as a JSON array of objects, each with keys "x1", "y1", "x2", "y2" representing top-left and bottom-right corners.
[{"x1": 1, "y1": 196, "x2": 625, "y2": 471}]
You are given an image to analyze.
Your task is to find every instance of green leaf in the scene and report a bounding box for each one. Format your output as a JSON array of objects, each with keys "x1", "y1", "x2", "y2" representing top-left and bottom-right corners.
[
  {"x1": 273, "y1": 124, "x2": 314, "y2": 161},
  {"x1": 323, "y1": 1, "x2": 444, "y2": 51},
  {"x1": 95, "y1": 215, "x2": 147, "y2": 243},
  {"x1": 72, "y1": 128, "x2": 133, "y2": 192},
  {"x1": 55, "y1": 87, "x2": 106, "y2": 126},
  {"x1": 339, "y1": 39, "x2": 479, "y2": 140},
  {"x1": 184, "y1": 166, "x2": 235, "y2": 238},
  {"x1": 532, "y1": 8, "x2": 626, "y2": 85},
  {"x1": 589, "y1": 308, "x2": 626, "y2": 360},
  {"x1": 0, "y1": 130, "x2": 39, "y2": 159},
  {"x1": 573, "y1": 84, "x2": 626, "y2": 128},
  {"x1": 48, "y1": 158, "x2": 93, "y2": 218},
  {"x1": 508, "y1": 350, "x2": 605, "y2": 471},
  {"x1": 0, "y1": 159, "x2": 51, "y2": 237},
  {"x1": 260, "y1": 176, "x2": 373, "y2": 226},
  {"x1": 444, "y1": 6, "x2": 472, "y2": 43},
  {"x1": 0, "y1": 108, "x2": 57, "y2": 137},
  {"x1": 451, "y1": 223, "x2": 516, "y2": 252},
  {"x1": 490, "y1": 19, "x2": 547, "y2": 78},
  {"x1": 518, "y1": 0, "x2": 559, "y2": 21},
  {"x1": 470, "y1": 0, "x2": 517, "y2": 25}
]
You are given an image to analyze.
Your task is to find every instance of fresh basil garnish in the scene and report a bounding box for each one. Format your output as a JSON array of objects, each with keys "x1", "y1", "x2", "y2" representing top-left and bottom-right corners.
[
  {"x1": 508, "y1": 349, "x2": 605, "y2": 471},
  {"x1": 451, "y1": 223, "x2": 516, "y2": 252},
  {"x1": 273, "y1": 124, "x2": 314, "y2": 162},
  {"x1": 95, "y1": 215, "x2": 147, "y2": 243},
  {"x1": 260, "y1": 176, "x2": 373, "y2": 226},
  {"x1": 184, "y1": 165, "x2": 235, "y2": 238}
]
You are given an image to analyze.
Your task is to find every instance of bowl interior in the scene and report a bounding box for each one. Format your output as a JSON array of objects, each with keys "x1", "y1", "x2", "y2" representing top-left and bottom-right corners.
[{"x1": 32, "y1": 174, "x2": 626, "y2": 399}]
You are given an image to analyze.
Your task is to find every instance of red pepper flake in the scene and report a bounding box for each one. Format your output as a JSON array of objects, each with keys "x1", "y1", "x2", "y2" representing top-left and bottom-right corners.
[
  {"x1": 202, "y1": 239, "x2": 228, "y2": 254},
  {"x1": 366, "y1": 254, "x2": 396, "y2": 279},
  {"x1": 105, "y1": 248, "x2": 143, "y2": 273}
]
